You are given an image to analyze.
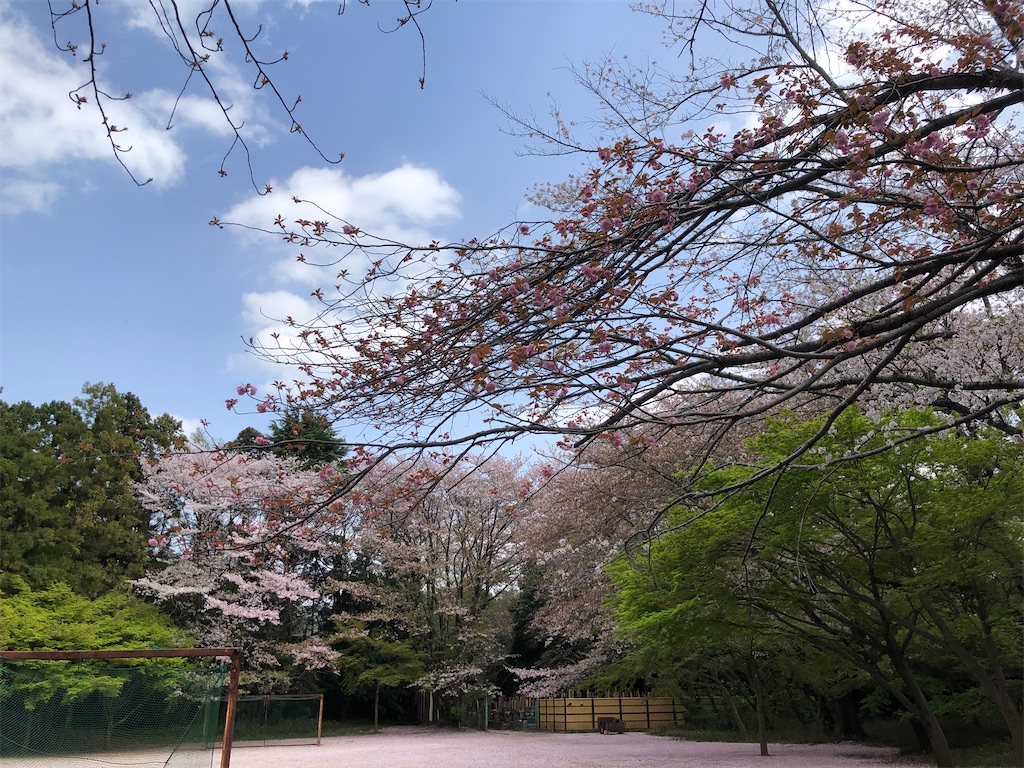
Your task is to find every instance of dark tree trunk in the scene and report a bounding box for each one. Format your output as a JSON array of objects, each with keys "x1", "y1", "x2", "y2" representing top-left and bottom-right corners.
[
  {"x1": 746, "y1": 654, "x2": 769, "y2": 757},
  {"x1": 833, "y1": 691, "x2": 867, "y2": 740},
  {"x1": 888, "y1": 648, "x2": 954, "y2": 767},
  {"x1": 711, "y1": 671, "x2": 749, "y2": 739},
  {"x1": 374, "y1": 682, "x2": 380, "y2": 733}
]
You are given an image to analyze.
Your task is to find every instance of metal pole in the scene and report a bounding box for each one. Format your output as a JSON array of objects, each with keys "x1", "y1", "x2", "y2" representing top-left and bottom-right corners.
[
  {"x1": 0, "y1": 648, "x2": 237, "y2": 661},
  {"x1": 220, "y1": 650, "x2": 241, "y2": 768}
]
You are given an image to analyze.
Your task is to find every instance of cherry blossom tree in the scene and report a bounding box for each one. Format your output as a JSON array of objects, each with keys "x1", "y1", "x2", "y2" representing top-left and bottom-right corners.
[
  {"x1": 330, "y1": 454, "x2": 533, "y2": 703},
  {"x1": 226, "y1": 0, "x2": 1022, "y2": 518},
  {"x1": 506, "y1": 422, "x2": 742, "y2": 696},
  {"x1": 133, "y1": 447, "x2": 348, "y2": 684},
  {"x1": 135, "y1": 434, "x2": 536, "y2": 704}
]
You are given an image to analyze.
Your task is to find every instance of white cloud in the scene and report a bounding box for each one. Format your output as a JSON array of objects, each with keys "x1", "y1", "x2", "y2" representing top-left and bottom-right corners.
[
  {"x1": 111, "y1": 0, "x2": 306, "y2": 149},
  {"x1": 173, "y1": 416, "x2": 211, "y2": 443},
  {"x1": 223, "y1": 165, "x2": 461, "y2": 248},
  {"x1": 133, "y1": 91, "x2": 236, "y2": 138},
  {"x1": 130, "y1": 49, "x2": 278, "y2": 148},
  {"x1": 0, "y1": 179, "x2": 63, "y2": 216},
  {"x1": 226, "y1": 289, "x2": 332, "y2": 391},
  {"x1": 222, "y1": 163, "x2": 461, "y2": 290},
  {"x1": 117, "y1": 0, "x2": 268, "y2": 35},
  {"x1": 221, "y1": 160, "x2": 462, "y2": 391},
  {"x1": 0, "y1": 4, "x2": 285, "y2": 213},
  {"x1": 240, "y1": 289, "x2": 322, "y2": 331},
  {"x1": 0, "y1": 12, "x2": 188, "y2": 207}
]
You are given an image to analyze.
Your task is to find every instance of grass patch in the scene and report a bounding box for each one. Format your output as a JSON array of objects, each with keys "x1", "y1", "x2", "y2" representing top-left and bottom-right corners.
[
  {"x1": 949, "y1": 742, "x2": 1016, "y2": 768},
  {"x1": 862, "y1": 719, "x2": 1016, "y2": 766}
]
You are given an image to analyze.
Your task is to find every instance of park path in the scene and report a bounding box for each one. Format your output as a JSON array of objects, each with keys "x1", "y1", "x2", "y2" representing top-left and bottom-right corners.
[{"x1": 225, "y1": 726, "x2": 920, "y2": 767}]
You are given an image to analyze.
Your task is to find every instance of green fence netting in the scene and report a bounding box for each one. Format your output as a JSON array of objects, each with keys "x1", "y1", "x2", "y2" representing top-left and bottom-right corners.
[
  {"x1": 223, "y1": 694, "x2": 323, "y2": 746},
  {"x1": 0, "y1": 657, "x2": 227, "y2": 768}
]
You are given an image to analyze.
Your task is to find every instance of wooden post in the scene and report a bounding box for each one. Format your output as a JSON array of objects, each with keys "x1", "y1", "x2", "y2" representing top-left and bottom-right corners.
[
  {"x1": 261, "y1": 694, "x2": 270, "y2": 745},
  {"x1": 220, "y1": 649, "x2": 241, "y2": 768},
  {"x1": 317, "y1": 694, "x2": 324, "y2": 746}
]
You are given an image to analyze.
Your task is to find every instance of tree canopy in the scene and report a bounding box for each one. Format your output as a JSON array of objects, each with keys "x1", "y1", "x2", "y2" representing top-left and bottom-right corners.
[
  {"x1": 608, "y1": 409, "x2": 1023, "y2": 766},
  {"x1": 41, "y1": 1, "x2": 1022, "y2": 522},
  {"x1": 213, "y1": 0, "x2": 1021, "y2": 522},
  {"x1": 233, "y1": 408, "x2": 348, "y2": 470},
  {"x1": 0, "y1": 582, "x2": 186, "y2": 652},
  {"x1": 0, "y1": 383, "x2": 181, "y2": 597}
]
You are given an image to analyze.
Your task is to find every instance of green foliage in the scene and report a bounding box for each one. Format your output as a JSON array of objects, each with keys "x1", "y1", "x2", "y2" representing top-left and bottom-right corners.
[
  {"x1": 0, "y1": 383, "x2": 182, "y2": 597},
  {"x1": 270, "y1": 408, "x2": 347, "y2": 469},
  {"x1": 334, "y1": 627, "x2": 425, "y2": 695},
  {"x1": 333, "y1": 622, "x2": 425, "y2": 729},
  {"x1": 608, "y1": 408, "x2": 1023, "y2": 760},
  {"x1": 0, "y1": 582, "x2": 186, "y2": 652},
  {"x1": 234, "y1": 408, "x2": 347, "y2": 469},
  {"x1": 0, "y1": 583, "x2": 194, "y2": 712}
]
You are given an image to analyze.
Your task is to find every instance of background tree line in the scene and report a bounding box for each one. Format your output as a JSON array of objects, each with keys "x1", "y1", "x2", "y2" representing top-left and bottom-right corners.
[
  {"x1": 1, "y1": 383, "x2": 538, "y2": 727},
  {"x1": 3, "y1": 383, "x2": 1020, "y2": 764}
]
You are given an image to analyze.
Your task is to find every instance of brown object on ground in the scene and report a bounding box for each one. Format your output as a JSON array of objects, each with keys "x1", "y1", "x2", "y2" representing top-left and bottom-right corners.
[{"x1": 597, "y1": 716, "x2": 626, "y2": 734}]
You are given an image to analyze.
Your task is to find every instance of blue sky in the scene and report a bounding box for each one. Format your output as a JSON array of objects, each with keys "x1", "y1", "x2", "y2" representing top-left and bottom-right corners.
[{"x1": 0, "y1": 0, "x2": 670, "y2": 441}]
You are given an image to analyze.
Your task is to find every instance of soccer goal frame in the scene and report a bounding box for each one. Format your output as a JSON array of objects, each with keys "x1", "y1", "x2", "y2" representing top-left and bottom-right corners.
[
  {"x1": 0, "y1": 647, "x2": 242, "y2": 768},
  {"x1": 229, "y1": 693, "x2": 325, "y2": 746}
]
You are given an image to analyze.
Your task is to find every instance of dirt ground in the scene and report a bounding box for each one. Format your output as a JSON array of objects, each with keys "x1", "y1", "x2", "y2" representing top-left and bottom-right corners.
[{"x1": 225, "y1": 726, "x2": 921, "y2": 767}]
